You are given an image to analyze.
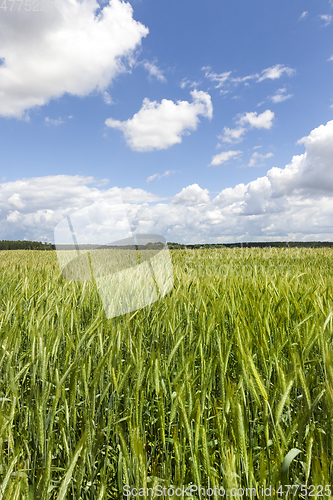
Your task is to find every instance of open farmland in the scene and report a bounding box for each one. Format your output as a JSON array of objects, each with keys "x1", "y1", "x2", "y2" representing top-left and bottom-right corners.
[{"x1": 1, "y1": 247, "x2": 333, "y2": 498}]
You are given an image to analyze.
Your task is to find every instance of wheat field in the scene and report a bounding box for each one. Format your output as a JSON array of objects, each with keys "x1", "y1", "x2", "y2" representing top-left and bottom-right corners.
[{"x1": 0, "y1": 247, "x2": 333, "y2": 499}]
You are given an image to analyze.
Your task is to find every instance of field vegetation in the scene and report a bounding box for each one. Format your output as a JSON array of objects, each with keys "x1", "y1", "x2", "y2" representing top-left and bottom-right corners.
[{"x1": 0, "y1": 248, "x2": 333, "y2": 498}]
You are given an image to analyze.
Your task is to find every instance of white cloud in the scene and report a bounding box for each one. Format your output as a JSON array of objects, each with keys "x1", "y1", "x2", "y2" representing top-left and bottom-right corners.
[
  {"x1": 327, "y1": 55, "x2": 333, "y2": 62},
  {"x1": 105, "y1": 90, "x2": 213, "y2": 152},
  {"x1": 299, "y1": 11, "x2": 308, "y2": 20},
  {"x1": 142, "y1": 60, "x2": 166, "y2": 83},
  {"x1": 257, "y1": 64, "x2": 296, "y2": 82},
  {"x1": 215, "y1": 110, "x2": 274, "y2": 151},
  {"x1": 180, "y1": 78, "x2": 201, "y2": 89},
  {"x1": 102, "y1": 92, "x2": 114, "y2": 105},
  {"x1": 319, "y1": 14, "x2": 333, "y2": 26},
  {"x1": 218, "y1": 127, "x2": 246, "y2": 144},
  {"x1": 3, "y1": 121, "x2": 333, "y2": 243},
  {"x1": 269, "y1": 87, "x2": 293, "y2": 103},
  {"x1": 209, "y1": 150, "x2": 242, "y2": 166},
  {"x1": 202, "y1": 64, "x2": 295, "y2": 95},
  {"x1": 147, "y1": 170, "x2": 176, "y2": 183},
  {"x1": 248, "y1": 152, "x2": 274, "y2": 167},
  {"x1": 45, "y1": 116, "x2": 64, "y2": 126},
  {"x1": 202, "y1": 67, "x2": 232, "y2": 93},
  {"x1": 232, "y1": 75, "x2": 259, "y2": 84},
  {"x1": 0, "y1": 0, "x2": 148, "y2": 118},
  {"x1": 266, "y1": 120, "x2": 333, "y2": 198},
  {"x1": 45, "y1": 115, "x2": 73, "y2": 125},
  {"x1": 172, "y1": 184, "x2": 210, "y2": 205},
  {"x1": 0, "y1": 175, "x2": 163, "y2": 241},
  {"x1": 202, "y1": 66, "x2": 259, "y2": 95},
  {"x1": 8, "y1": 193, "x2": 25, "y2": 210},
  {"x1": 237, "y1": 110, "x2": 275, "y2": 129}
]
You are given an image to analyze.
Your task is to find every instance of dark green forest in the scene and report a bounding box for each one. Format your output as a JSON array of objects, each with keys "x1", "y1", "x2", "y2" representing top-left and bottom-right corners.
[
  {"x1": 0, "y1": 240, "x2": 55, "y2": 250},
  {"x1": 167, "y1": 241, "x2": 333, "y2": 249}
]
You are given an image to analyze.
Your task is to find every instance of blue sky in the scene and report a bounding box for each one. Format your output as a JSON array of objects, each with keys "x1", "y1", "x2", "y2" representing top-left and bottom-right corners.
[{"x1": 1, "y1": 0, "x2": 333, "y2": 243}]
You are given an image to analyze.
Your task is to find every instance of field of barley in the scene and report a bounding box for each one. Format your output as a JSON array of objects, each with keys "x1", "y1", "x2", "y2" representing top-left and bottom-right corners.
[{"x1": 1, "y1": 247, "x2": 333, "y2": 499}]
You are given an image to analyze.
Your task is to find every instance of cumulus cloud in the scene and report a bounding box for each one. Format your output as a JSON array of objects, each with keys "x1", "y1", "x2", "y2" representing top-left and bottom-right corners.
[
  {"x1": 147, "y1": 170, "x2": 176, "y2": 183},
  {"x1": 0, "y1": 175, "x2": 163, "y2": 241},
  {"x1": 328, "y1": 55, "x2": 333, "y2": 62},
  {"x1": 209, "y1": 150, "x2": 242, "y2": 166},
  {"x1": 0, "y1": 0, "x2": 148, "y2": 118},
  {"x1": 215, "y1": 110, "x2": 274, "y2": 151},
  {"x1": 319, "y1": 14, "x2": 333, "y2": 26},
  {"x1": 142, "y1": 60, "x2": 167, "y2": 82},
  {"x1": 248, "y1": 152, "x2": 274, "y2": 167},
  {"x1": 105, "y1": 90, "x2": 213, "y2": 151},
  {"x1": 218, "y1": 127, "x2": 246, "y2": 144},
  {"x1": 237, "y1": 110, "x2": 274, "y2": 129},
  {"x1": 2, "y1": 120, "x2": 333, "y2": 243},
  {"x1": 268, "y1": 88, "x2": 293, "y2": 103},
  {"x1": 172, "y1": 184, "x2": 210, "y2": 205}
]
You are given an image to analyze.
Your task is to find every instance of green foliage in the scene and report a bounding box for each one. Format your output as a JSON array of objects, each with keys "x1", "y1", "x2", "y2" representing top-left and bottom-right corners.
[
  {"x1": 0, "y1": 240, "x2": 55, "y2": 251},
  {"x1": 0, "y1": 247, "x2": 333, "y2": 498}
]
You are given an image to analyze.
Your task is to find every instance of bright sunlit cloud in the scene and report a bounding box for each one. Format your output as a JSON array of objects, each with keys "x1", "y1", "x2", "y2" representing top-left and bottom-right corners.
[
  {"x1": 172, "y1": 183, "x2": 210, "y2": 205},
  {"x1": 105, "y1": 90, "x2": 213, "y2": 151},
  {"x1": 0, "y1": 0, "x2": 148, "y2": 118},
  {"x1": 237, "y1": 110, "x2": 275, "y2": 129}
]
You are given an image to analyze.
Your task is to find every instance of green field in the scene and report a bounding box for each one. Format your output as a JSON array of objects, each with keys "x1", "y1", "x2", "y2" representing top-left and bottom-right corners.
[{"x1": 1, "y1": 248, "x2": 333, "y2": 499}]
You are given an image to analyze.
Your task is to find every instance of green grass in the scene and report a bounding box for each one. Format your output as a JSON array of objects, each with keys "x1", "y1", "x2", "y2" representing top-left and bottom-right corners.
[{"x1": 1, "y1": 247, "x2": 333, "y2": 498}]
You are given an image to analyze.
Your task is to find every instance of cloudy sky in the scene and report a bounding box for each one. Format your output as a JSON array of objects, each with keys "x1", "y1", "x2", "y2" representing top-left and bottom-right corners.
[{"x1": 1, "y1": 0, "x2": 333, "y2": 244}]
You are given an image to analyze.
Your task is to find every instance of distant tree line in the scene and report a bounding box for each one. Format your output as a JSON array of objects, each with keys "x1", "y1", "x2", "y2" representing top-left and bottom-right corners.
[
  {"x1": 0, "y1": 240, "x2": 55, "y2": 250},
  {"x1": 0, "y1": 240, "x2": 165, "y2": 251},
  {"x1": 167, "y1": 241, "x2": 333, "y2": 249},
  {"x1": 1, "y1": 240, "x2": 333, "y2": 251}
]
